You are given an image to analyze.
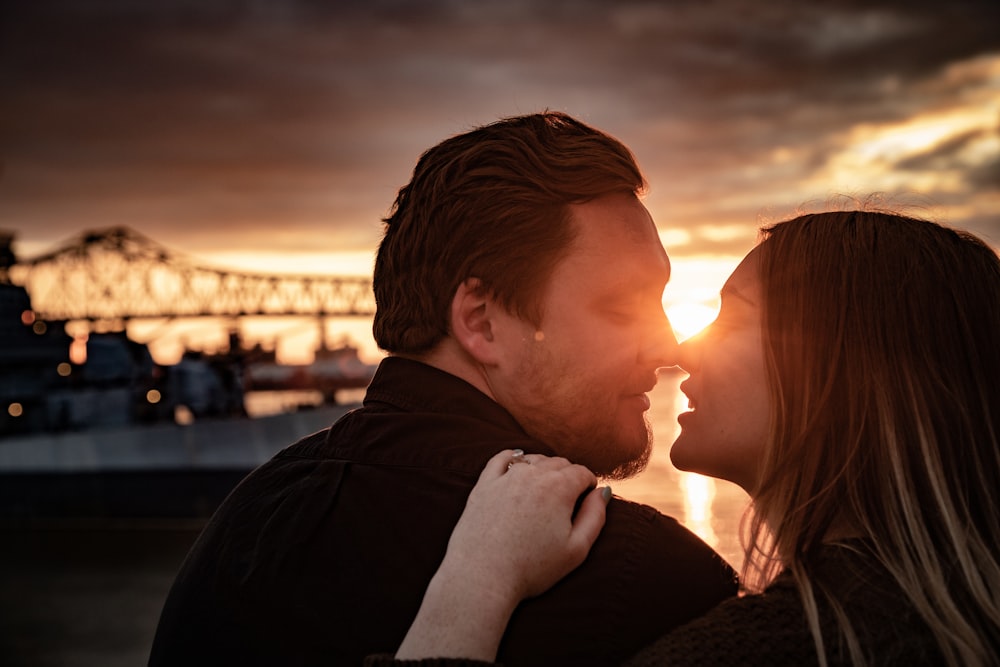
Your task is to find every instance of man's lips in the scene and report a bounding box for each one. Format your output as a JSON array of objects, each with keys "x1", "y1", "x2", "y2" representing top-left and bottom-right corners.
[{"x1": 622, "y1": 392, "x2": 651, "y2": 410}]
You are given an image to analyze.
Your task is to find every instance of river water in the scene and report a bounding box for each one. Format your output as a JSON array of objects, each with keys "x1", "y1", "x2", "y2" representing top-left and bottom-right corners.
[
  {"x1": 616, "y1": 369, "x2": 750, "y2": 569},
  {"x1": 0, "y1": 371, "x2": 749, "y2": 666}
]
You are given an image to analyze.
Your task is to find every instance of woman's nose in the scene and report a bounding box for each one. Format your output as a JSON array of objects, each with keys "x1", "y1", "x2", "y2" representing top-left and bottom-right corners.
[{"x1": 674, "y1": 329, "x2": 704, "y2": 373}]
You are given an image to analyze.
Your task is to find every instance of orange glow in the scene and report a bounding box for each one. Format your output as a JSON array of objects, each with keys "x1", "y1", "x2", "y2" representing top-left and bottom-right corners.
[
  {"x1": 56, "y1": 362, "x2": 72, "y2": 377},
  {"x1": 205, "y1": 250, "x2": 376, "y2": 277},
  {"x1": 661, "y1": 255, "x2": 739, "y2": 342},
  {"x1": 20, "y1": 310, "x2": 35, "y2": 326},
  {"x1": 8, "y1": 403, "x2": 23, "y2": 418},
  {"x1": 666, "y1": 302, "x2": 719, "y2": 341},
  {"x1": 174, "y1": 405, "x2": 194, "y2": 425},
  {"x1": 69, "y1": 333, "x2": 89, "y2": 365},
  {"x1": 816, "y1": 81, "x2": 1000, "y2": 194},
  {"x1": 24, "y1": 255, "x2": 740, "y2": 368},
  {"x1": 146, "y1": 389, "x2": 162, "y2": 404},
  {"x1": 128, "y1": 316, "x2": 382, "y2": 366},
  {"x1": 681, "y1": 472, "x2": 719, "y2": 550}
]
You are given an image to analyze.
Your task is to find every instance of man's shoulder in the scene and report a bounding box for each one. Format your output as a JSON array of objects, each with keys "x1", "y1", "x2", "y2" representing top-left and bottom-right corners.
[
  {"x1": 501, "y1": 494, "x2": 738, "y2": 665},
  {"x1": 583, "y1": 494, "x2": 739, "y2": 604},
  {"x1": 599, "y1": 495, "x2": 731, "y2": 565},
  {"x1": 264, "y1": 393, "x2": 549, "y2": 473}
]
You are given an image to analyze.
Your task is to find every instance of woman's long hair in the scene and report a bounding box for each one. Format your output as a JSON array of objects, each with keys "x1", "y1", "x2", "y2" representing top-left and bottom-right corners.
[{"x1": 745, "y1": 210, "x2": 1000, "y2": 665}]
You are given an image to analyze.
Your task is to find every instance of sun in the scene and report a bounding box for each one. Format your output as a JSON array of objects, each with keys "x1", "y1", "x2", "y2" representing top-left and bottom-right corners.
[{"x1": 665, "y1": 302, "x2": 719, "y2": 341}]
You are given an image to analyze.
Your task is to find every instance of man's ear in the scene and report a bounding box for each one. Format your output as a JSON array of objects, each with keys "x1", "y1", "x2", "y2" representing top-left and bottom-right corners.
[{"x1": 450, "y1": 278, "x2": 502, "y2": 364}]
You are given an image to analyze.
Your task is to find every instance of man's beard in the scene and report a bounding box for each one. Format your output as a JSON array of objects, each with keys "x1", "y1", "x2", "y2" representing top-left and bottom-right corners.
[
  {"x1": 601, "y1": 426, "x2": 653, "y2": 480},
  {"x1": 519, "y1": 410, "x2": 654, "y2": 480}
]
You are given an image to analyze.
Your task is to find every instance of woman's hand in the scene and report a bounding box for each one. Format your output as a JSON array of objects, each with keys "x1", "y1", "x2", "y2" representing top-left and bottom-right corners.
[
  {"x1": 395, "y1": 449, "x2": 611, "y2": 661},
  {"x1": 446, "y1": 449, "x2": 609, "y2": 601}
]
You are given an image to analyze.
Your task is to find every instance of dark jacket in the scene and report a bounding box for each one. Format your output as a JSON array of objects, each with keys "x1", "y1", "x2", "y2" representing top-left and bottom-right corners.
[
  {"x1": 365, "y1": 542, "x2": 946, "y2": 667},
  {"x1": 150, "y1": 357, "x2": 737, "y2": 667}
]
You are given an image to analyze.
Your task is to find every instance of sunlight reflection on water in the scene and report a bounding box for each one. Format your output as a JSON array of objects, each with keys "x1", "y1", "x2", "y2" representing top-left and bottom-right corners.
[{"x1": 612, "y1": 369, "x2": 749, "y2": 570}]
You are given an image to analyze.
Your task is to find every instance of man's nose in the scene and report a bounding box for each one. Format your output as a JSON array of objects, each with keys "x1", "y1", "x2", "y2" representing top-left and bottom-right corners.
[{"x1": 639, "y1": 312, "x2": 679, "y2": 369}]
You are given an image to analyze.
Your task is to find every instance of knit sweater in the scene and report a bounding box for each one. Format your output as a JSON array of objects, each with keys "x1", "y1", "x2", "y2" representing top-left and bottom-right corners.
[{"x1": 365, "y1": 543, "x2": 944, "y2": 666}]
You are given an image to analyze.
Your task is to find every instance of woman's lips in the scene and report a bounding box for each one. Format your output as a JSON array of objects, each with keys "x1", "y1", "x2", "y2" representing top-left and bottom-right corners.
[{"x1": 677, "y1": 396, "x2": 696, "y2": 425}]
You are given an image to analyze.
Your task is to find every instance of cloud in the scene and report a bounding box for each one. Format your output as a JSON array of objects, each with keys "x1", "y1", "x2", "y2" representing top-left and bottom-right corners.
[
  {"x1": 896, "y1": 128, "x2": 982, "y2": 165},
  {"x1": 1, "y1": 0, "x2": 998, "y2": 262}
]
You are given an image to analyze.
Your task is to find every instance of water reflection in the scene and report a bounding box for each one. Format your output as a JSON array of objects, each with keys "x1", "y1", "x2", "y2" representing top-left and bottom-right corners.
[
  {"x1": 681, "y1": 473, "x2": 719, "y2": 553},
  {"x1": 613, "y1": 370, "x2": 749, "y2": 569}
]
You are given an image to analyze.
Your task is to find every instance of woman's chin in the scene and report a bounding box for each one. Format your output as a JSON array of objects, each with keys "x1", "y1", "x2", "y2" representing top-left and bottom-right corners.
[{"x1": 668, "y1": 433, "x2": 700, "y2": 473}]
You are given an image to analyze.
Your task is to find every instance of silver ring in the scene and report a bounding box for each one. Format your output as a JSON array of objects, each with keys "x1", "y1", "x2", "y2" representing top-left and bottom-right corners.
[{"x1": 507, "y1": 449, "x2": 529, "y2": 470}]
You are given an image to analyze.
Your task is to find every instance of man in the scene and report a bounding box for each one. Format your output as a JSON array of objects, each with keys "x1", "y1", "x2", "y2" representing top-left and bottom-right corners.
[{"x1": 149, "y1": 112, "x2": 737, "y2": 667}]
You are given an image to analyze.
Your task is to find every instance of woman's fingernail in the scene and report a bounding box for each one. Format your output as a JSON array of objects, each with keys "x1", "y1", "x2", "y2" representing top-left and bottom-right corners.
[{"x1": 601, "y1": 486, "x2": 612, "y2": 503}]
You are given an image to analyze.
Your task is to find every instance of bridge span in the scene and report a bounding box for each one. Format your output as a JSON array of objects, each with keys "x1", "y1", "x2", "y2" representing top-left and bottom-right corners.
[{"x1": 2, "y1": 226, "x2": 375, "y2": 324}]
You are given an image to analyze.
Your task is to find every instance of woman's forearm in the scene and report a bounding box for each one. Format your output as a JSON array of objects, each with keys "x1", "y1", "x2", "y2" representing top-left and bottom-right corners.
[
  {"x1": 395, "y1": 555, "x2": 517, "y2": 661},
  {"x1": 393, "y1": 450, "x2": 608, "y2": 661}
]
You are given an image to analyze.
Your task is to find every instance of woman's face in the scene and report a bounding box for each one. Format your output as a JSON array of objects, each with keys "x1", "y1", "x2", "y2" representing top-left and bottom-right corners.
[{"x1": 669, "y1": 247, "x2": 771, "y2": 495}]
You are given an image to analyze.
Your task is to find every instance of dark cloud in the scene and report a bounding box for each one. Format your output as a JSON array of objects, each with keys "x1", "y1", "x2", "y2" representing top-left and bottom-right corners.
[
  {"x1": 967, "y1": 155, "x2": 1000, "y2": 192},
  {"x1": 1, "y1": 0, "x2": 998, "y2": 259}
]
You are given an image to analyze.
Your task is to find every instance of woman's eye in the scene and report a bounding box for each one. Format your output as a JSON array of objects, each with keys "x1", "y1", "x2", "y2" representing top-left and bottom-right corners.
[{"x1": 707, "y1": 313, "x2": 740, "y2": 334}]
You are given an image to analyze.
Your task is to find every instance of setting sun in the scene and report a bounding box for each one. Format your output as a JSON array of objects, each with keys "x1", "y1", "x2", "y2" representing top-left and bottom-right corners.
[
  {"x1": 661, "y1": 256, "x2": 741, "y2": 342},
  {"x1": 666, "y1": 302, "x2": 719, "y2": 341}
]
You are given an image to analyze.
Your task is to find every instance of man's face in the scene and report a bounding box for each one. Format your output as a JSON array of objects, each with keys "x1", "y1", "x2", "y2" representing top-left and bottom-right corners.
[{"x1": 485, "y1": 193, "x2": 675, "y2": 479}]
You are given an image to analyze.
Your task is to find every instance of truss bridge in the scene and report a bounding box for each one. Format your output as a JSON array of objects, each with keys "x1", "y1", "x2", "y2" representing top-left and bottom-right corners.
[{"x1": 2, "y1": 227, "x2": 375, "y2": 324}]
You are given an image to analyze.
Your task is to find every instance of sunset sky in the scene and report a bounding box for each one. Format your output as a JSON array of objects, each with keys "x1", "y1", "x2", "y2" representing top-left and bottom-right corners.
[{"x1": 2, "y1": 0, "x2": 998, "y2": 358}]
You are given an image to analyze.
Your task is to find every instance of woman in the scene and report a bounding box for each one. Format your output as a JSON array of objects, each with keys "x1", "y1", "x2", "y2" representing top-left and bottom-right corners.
[{"x1": 371, "y1": 210, "x2": 1000, "y2": 666}]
